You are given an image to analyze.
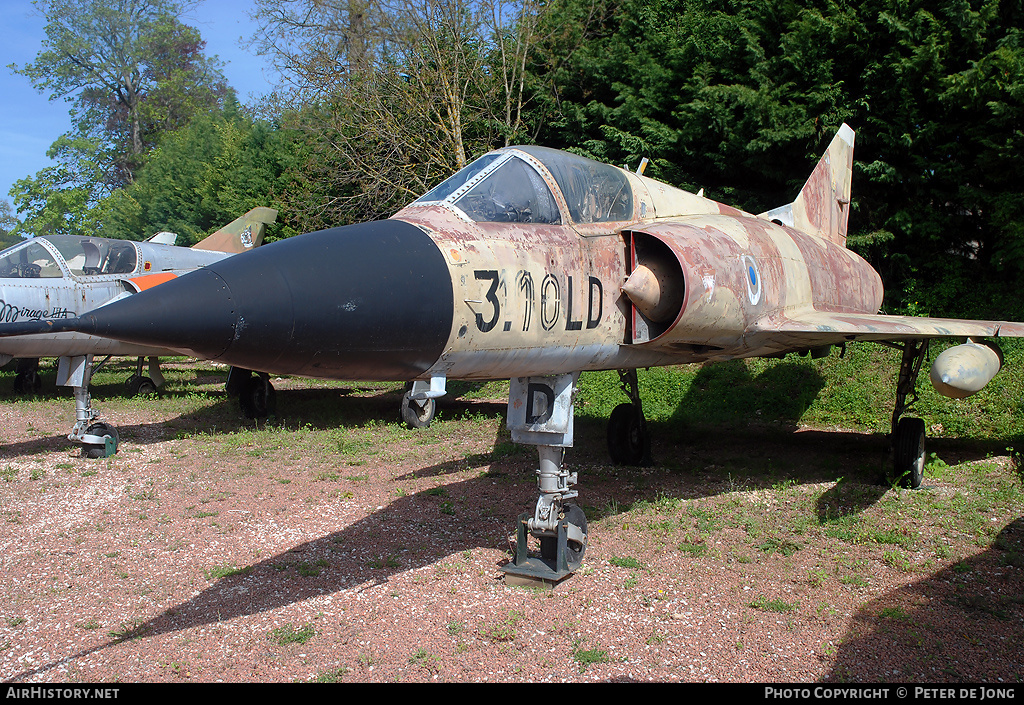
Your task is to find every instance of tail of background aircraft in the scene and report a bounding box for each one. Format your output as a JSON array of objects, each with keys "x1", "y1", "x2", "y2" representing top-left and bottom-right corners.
[
  {"x1": 192, "y1": 207, "x2": 278, "y2": 254},
  {"x1": 758, "y1": 123, "x2": 855, "y2": 247}
]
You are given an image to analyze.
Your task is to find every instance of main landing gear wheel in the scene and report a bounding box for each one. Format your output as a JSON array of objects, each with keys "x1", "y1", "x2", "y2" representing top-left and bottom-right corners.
[
  {"x1": 82, "y1": 421, "x2": 119, "y2": 459},
  {"x1": 539, "y1": 503, "x2": 588, "y2": 571},
  {"x1": 125, "y1": 375, "x2": 157, "y2": 397},
  {"x1": 885, "y1": 340, "x2": 929, "y2": 490},
  {"x1": 400, "y1": 382, "x2": 436, "y2": 428},
  {"x1": 607, "y1": 403, "x2": 649, "y2": 466},
  {"x1": 892, "y1": 416, "x2": 926, "y2": 489},
  {"x1": 239, "y1": 374, "x2": 276, "y2": 419}
]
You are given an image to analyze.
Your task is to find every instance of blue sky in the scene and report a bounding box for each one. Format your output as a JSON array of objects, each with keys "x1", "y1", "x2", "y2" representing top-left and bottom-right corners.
[{"x1": 0, "y1": 0, "x2": 278, "y2": 213}]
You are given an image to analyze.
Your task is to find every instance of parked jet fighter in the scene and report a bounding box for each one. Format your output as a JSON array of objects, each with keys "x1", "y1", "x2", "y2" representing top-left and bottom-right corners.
[
  {"x1": 0, "y1": 206, "x2": 277, "y2": 457},
  {"x1": 2, "y1": 126, "x2": 1021, "y2": 582}
]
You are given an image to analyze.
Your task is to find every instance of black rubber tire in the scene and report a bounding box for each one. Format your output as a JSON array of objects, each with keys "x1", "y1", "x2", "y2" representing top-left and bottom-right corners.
[
  {"x1": 82, "y1": 422, "x2": 119, "y2": 459},
  {"x1": 539, "y1": 503, "x2": 588, "y2": 570},
  {"x1": 400, "y1": 383, "x2": 436, "y2": 428},
  {"x1": 893, "y1": 416, "x2": 926, "y2": 489},
  {"x1": 239, "y1": 376, "x2": 276, "y2": 419},
  {"x1": 607, "y1": 403, "x2": 648, "y2": 465},
  {"x1": 125, "y1": 375, "x2": 157, "y2": 396}
]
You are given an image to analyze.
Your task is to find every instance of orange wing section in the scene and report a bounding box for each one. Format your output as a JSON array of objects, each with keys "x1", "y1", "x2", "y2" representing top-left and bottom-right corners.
[{"x1": 126, "y1": 272, "x2": 178, "y2": 292}]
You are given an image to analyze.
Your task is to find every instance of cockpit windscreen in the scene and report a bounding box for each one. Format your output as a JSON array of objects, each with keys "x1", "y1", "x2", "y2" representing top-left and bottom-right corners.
[
  {"x1": 0, "y1": 242, "x2": 63, "y2": 278},
  {"x1": 452, "y1": 157, "x2": 560, "y2": 224},
  {"x1": 47, "y1": 236, "x2": 138, "y2": 277},
  {"x1": 415, "y1": 146, "x2": 634, "y2": 226},
  {"x1": 416, "y1": 153, "x2": 502, "y2": 204}
]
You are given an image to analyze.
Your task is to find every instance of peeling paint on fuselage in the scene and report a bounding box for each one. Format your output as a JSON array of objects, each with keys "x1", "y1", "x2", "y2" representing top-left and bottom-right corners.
[{"x1": 391, "y1": 154, "x2": 884, "y2": 381}]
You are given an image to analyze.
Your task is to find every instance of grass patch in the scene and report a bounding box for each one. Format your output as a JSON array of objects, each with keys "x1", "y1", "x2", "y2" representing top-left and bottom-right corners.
[
  {"x1": 480, "y1": 610, "x2": 524, "y2": 642},
  {"x1": 608, "y1": 556, "x2": 645, "y2": 570},
  {"x1": 572, "y1": 643, "x2": 610, "y2": 673},
  {"x1": 409, "y1": 647, "x2": 440, "y2": 672},
  {"x1": 758, "y1": 537, "x2": 802, "y2": 556},
  {"x1": 203, "y1": 564, "x2": 251, "y2": 581},
  {"x1": 750, "y1": 595, "x2": 799, "y2": 613},
  {"x1": 677, "y1": 540, "x2": 709, "y2": 556},
  {"x1": 268, "y1": 623, "x2": 315, "y2": 646}
]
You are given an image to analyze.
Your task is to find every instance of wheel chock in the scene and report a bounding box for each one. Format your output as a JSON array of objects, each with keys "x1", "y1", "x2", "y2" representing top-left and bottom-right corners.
[{"x1": 500, "y1": 512, "x2": 576, "y2": 588}]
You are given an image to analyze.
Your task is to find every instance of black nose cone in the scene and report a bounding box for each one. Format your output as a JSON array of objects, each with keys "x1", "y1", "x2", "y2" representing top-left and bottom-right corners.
[{"x1": 83, "y1": 219, "x2": 454, "y2": 380}]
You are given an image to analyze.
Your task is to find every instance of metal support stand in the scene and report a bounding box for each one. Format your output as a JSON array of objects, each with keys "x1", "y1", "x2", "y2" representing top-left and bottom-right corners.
[{"x1": 505, "y1": 508, "x2": 577, "y2": 587}]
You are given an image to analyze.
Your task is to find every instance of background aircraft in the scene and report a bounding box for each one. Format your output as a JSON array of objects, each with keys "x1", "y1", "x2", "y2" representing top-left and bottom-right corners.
[
  {"x1": 2, "y1": 126, "x2": 1020, "y2": 583},
  {"x1": 0, "y1": 206, "x2": 277, "y2": 457}
]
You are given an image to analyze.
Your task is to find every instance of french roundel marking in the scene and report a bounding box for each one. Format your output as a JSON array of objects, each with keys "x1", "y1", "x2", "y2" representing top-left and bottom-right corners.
[{"x1": 742, "y1": 255, "x2": 762, "y2": 305}]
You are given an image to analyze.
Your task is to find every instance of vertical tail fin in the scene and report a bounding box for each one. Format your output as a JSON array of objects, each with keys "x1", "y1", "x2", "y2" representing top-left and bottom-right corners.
[
  {"x1": 759, "y1": 124, "x2": 855, "y2": 247},
  {"x1": 192, "y1": 207, "x2": 278, "y2": 254}
]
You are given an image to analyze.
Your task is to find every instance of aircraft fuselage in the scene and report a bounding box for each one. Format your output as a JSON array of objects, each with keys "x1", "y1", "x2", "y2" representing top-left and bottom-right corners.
[
  {"x1": 393, "y1": 194, "x2": 884, "y2": 384},
  {"x1": 13, "y1": 145, "x2": 886, "y2": 387}
]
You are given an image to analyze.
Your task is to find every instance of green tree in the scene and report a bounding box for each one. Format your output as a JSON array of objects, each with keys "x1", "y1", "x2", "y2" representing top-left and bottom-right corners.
[
  {"x1": 11, "y1": 0, "x2": 228, "y2": 188},
  {"x1": 0, "y1": 200, "x2": 22, "y2": 250},
  {"x1": 8, "y1": 0, "x2": 231, "y2": 239},
  {"x1": 837, "y1": 0, "x2": 1024, "y2": 317},
  {"x1": 8, "y1": 134, "x2": 108, "y2": 238},
  {"x1": 530, "y1": 0, "x2": 854, "y2": 207},
  {"x1": 253, "y1": 0, "x2": 550, "y2": 225},
  {"x1": 96, "y1": 99, "x2": 299, "y2": 244}
]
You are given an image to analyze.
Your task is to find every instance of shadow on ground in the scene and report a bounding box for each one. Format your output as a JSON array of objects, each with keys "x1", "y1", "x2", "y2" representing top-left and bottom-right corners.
[{"x1": 4, "y1": 360, "x2": 1023, "y2": 682}]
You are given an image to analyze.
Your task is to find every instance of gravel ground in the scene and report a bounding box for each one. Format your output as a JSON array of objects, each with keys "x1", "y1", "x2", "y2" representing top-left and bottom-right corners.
[{"x1": 1, "y1": 377, "x2": 1022, "y2": 684}]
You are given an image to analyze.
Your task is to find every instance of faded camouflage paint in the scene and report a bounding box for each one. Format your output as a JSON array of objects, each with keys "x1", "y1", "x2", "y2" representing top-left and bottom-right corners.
[
  {"x1": 760, "y1": 125, "x2": 855, "y2": 247},
  {"x1": 624, "y1": 213, "x2": 884, "y2": 359},
  {"x1": 391, "y1": 126, "x2": 1024, "y2": 383},
  {"x1": 192, "y1": 207, "x2": 277, "y2": 253},
  {"x1": 392, "y1": 137, "x2": 878, "y2": 378},
  {"x1": 394, "y1": 203, "x2": 656, "y2": 379}
]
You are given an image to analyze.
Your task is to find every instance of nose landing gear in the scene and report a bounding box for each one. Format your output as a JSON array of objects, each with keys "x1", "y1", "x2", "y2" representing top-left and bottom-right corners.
[
  {"x1": 501, "y1": 373, "x2": 588, "y2": 586},
  {"x1": 59, "y1": 355, "x2": 119, "y2": 459}
]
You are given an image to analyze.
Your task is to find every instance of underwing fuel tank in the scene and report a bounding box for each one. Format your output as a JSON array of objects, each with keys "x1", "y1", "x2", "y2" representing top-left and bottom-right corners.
[{"x1": 929, "y1": 341, "x2": 1003, "y2": 399}]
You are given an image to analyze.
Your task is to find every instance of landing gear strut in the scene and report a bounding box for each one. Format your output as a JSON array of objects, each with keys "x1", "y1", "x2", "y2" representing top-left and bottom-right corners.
[
  {"x1": 400, "y1": 376, "x2": 447, "y2": 429},
  {"x1": 226, "y1": 367, "x2": 276, "y2": 418},
  {"x1": 607, "y1": 368, "x2": 652, "y2": 466},
  {"x1": 59, "y1": 355, "x2": 119, "y2": 458},
  {"x1": 502, "y1": 373, "x2": 588, "y2": 585},
  {"x1": 888, "y1": 340, "x2": 929, "y2": 489}
]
